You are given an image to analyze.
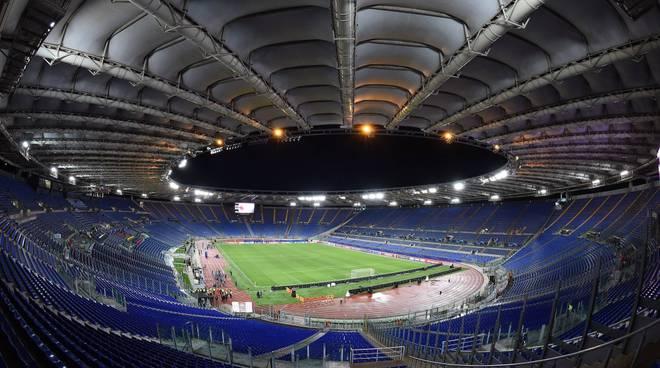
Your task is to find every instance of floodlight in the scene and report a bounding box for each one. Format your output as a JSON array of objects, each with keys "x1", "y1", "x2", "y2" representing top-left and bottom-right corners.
[
  {"x1": 178, "y1": 159, "x2": 187, "y2": 169},
  {"x1": 453, "y1": 182, "x2": 465, "y2": 191},
  {"x1": 450, "y1": 198, "x2": 461, "y2": 204}
]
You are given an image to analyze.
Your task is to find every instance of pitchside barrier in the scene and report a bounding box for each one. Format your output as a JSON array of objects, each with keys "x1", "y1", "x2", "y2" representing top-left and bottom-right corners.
[
  {"x1": 270, "y1": 263, "x2": 446, "y2": 291},
  {"x1": 347, "y1": 267, "x2": 462, "y2": 295}
]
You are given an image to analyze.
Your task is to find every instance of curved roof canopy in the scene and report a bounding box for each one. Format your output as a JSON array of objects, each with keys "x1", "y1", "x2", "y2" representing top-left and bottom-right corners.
[{"x1": 0, "y1": 0, "x2": 658, "y2": 205}]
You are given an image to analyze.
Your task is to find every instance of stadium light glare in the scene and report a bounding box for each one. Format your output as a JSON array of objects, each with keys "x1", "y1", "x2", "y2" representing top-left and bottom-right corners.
[
  {"x1": 21, "y1": 141, "x2": 29, "y2": 149},
  {"x1": 442, "y1": 132, "x2": 454, "y2": 143},
  {"x1": 423, "y1": 199, "x2": 432, "y2": 205},
  {"x1": 620, "y1": 170, "x2": 630, "y2": 177},
  {"x1": 490, "y1": 194, "x2": 501, "y2": 201},
  {"x1": 49, "y1": 21, "x2": 55, "y2": 28},
  {"x1": 313, "y1": 202, "x2": 321, "y2": 207},
  {"x1": 353, "y1": 202, "x2": 362, "y2": 207},
  {"x1": 494, "y1": 144, "x2": 501, "y2": 151},
  {"x1": 361, "y1": 192, "x2": 385, "y2": 200},
  {"x1": 116, "y1": 189, "x2": 123, "y2": 195},
  {"x1": 49, "y1": 167, "x2": 58, "y2": 178},
  {"x1": 141, "y1": 193, "x2": 148, "y2": 198},
  {"x1": 450, "y1": 198, "x2": 461, "y2": 204},
  {"x1": 215, "y1": 138, "x2": 224, "y2": 146},
  {"x1": 273, "y1": 128, "x2": 284, "y2": 138},
  {"x1": 169, "y1": 181, "x2": 180, "y2": 190},
  {"x1": 193, "y1": 189, "x2": 212, "y2": 197},
  {"x1": 173, "y1": 195, "x2": 181, "y2": 201},
  {"x1": 360, "y1": 124, "x2": 373, "y2": 136},
  {"x1": 453, "y1": 182, "x2": 465, "y2": 191},
  {"x1": 538, "y1": 188, "x2": 547, "y2": 195},
  {"x1": 388, "y1": 201, "x2": 398, "y2": 207},
  {"x1": 428, "y1": 187, "x2": 437, "y2": 193},
  {"x1": 297, "y1": 195, "x2": 325, "y2": 202},
  {"x1": 178, "y1": 159, "x2": 188, "y2": 169},
  {"x1": 289, "y1": 202, "x2": 297, "y2": 207},
  {"x1": 592, "y1": 179, "x2": 601, "y2": 186},
  {"x1": 194, "y1": 198, "x2": 202, "y2": 203},
  {"x1": 68, "y1": 176, "x2": 76, "y2": 185}
]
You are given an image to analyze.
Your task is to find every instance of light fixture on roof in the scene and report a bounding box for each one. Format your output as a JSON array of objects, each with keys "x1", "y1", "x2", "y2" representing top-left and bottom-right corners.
[
  {"x1": 215, "y1": 138, "x2": 224, "y2": 146},
  {"x1": 360, "y1": 124, "x2": 373, "y2": 136},
  {"x1": 489, "y1": 194, "x2": 501, "y2": 201},
  {"x1": 453, "y1": 182, "x2": 465, "y2": 191},
  {"x1": 194, "y1": 189, "x2": 212, "y2": 197},
  {"x1": 194, "y1": 198, "x2": 202, "y2": 203},
  {"x1": 273, "y1": 128, "x2": 284, "y2": 138},
  {"x1": 493, "y1": 144, "x2": 501, "y2": 151},
  {"x1": 116, "y1": 189, "x2": 123, "y2": 195},
  {"x1": 68, "y1": 176, "x2": 76, "y2": 185},
  {"x1": 538, "y1": 188, "x2": 547, "y2": 195},
  {"x1": 289, "y1": 202, "x2": 297, "y2": 207},
  {"x1": 169, "y1": 181, "x2": 180, "y2": 190},
  {"x1": 173, "y1": 195, "x2": 181, "y2": 201},
  {"x1": 591, "y1": 179, "x2": 601, "y2": 186},
  {"x1": 297, "y1": 195, "x2": 326, "y2": 202},
  {"x1": 620, "y1": 170, "x2": 630, "y2": 178},
  {"x1": 49, "y1": 166, "x2": 58, "y2": 178},
  {"x1": 442, "y1": 132, "x2": 454, "y2": 143},
  {"x1": 388, "y1": 201, "x2": 398, "y2": 207},
  {"x1": 423, "y1": 199, "x2": 432, "y2": 205},
  {"x1": 361, "y1": 192, "x2": 385, "y2": 200},
  {"x1": 313, "y1": 202, "x2": 321, "y2": 207},
  {"x1": 450, "y1": 198, "x2": 461, "y2": 204},
  {"x1": 353, "y1": 202, "x2": 362, "y2": 207},
  {"x1": 141, "y1": 193, "x2": 148, "y2": 198},
  {"x1": 428, "y1": 187, "x2": 437, "y2": 193},
  {"x1": 178, "y1": 158, "x2": 188, "y2": 169},
  {"x1": 21, "y1": 141, "x2": 29, "y2": 149},
  {"x1": 49, "y1": 21, "x2": 55, "y2": 28},
  {"x1": 339, "y1": 195, "x2": 346, "y2": 200}
]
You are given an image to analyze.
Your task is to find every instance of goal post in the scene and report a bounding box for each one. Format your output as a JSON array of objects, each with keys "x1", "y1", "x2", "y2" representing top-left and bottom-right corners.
[{"x1": 350, "y1": 268, "x2": 375, "y2": 279}]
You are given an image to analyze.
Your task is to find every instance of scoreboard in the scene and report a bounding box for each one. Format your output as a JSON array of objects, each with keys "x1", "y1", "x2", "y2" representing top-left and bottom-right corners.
[{"x1": 234, "y1": 202, "x2": 255, "y2": 214}]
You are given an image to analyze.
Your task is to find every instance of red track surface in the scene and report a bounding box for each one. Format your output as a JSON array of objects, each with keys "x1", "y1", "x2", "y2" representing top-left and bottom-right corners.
[
  {"x1": 276, "y1": 264, "x2": 485, "y2": 319},
  {"x1": 197, "y1": 241, "x2": 485, "y2": 319}
]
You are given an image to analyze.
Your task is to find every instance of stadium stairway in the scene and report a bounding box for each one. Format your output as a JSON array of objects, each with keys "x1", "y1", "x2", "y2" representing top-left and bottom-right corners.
[{"x1": 256, "y1": 329, "x2": 328, "y2": 359}]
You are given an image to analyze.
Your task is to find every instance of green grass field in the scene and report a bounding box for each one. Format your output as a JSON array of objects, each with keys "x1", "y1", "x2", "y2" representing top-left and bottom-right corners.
[{"x1": 217, "y1": 242, "x2": 453, "y2": 305}]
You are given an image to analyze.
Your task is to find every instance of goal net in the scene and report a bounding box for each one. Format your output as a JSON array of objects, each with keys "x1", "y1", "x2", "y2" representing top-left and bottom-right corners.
[{"x1": 350, "y1": 268, "x2": 375, "y2": 279}]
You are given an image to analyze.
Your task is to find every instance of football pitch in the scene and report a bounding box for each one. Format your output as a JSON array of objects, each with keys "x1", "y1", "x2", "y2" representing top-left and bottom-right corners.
[{"x1": 217, "y1": 242, "x2": 453, "y2": 305}]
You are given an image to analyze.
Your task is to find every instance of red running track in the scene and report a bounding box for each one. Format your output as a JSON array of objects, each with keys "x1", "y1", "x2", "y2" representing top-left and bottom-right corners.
[{"x1": 275, "y1": 264, "x2": 485, "y2": 319}]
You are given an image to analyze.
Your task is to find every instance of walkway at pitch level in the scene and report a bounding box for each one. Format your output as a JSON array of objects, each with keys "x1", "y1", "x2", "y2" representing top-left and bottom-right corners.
[
  {"x1": 275, "y1": 265, "x2": 485, "y2": 320},
  {"x1": 195, "y1": 240, "x2": 252, "y2": 306}
]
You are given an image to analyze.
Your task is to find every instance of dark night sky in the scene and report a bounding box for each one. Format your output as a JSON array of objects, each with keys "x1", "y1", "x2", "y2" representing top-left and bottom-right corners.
[{"x1": 172, "y1": 134, "x2": 507, "y2": 192}]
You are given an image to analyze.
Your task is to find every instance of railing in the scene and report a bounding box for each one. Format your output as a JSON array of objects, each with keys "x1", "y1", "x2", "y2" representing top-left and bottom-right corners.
[
  {"x1": 405, "y1": 317, "x2": 660, "y2": 368},
  {"x1": 350, "y1": 346, "x2": 405, "y2": 364}
]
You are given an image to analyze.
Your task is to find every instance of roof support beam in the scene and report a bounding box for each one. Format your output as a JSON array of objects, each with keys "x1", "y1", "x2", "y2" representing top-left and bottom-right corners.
[
  {"x1": 385, "y1": 0, "x2": 546, "y2": 129},
  {"x1": 36, "y1": 43, "x2": 265, "y2": 134},
  {"x1": 1, "y1": 111, "x2": 210, "y2": 143},
  {"x1": 332, "y1": 0, "x2": 356, "y2": 127},
  {"x1": 425, "y1": 34, "x2": 660, "y2": 132},
  {"x1": 461, "y1": 87, "x2": 660, "y2": 136},
  {"x1": 8, "y1": 127, "x2": 192, "y2": 147},
  {"x1": 14, "y1": 86, "x2": 240, "y2": 138},
  {"x1": 485, "y1": 113, "x2": 660, "y2": 142},
  {"x1": 125, "y1": 0, "x2": 310, "y2": 130}
]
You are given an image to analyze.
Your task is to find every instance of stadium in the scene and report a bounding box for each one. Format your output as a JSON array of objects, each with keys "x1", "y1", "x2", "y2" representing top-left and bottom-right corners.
[{"x1": 0, "y1": 0, "x2": 659, "y2": 367}]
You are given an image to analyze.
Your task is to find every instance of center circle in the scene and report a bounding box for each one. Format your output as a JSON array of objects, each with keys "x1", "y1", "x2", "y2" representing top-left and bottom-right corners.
[{"x1": 172, "y1": 131, "x2": 507, "y2": 193}]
